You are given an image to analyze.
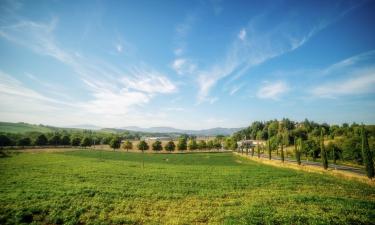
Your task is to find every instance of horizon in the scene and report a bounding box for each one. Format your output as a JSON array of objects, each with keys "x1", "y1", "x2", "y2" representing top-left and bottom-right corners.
[{"x1": 1, "y1": 0, "x2": 375, "y2": 129}]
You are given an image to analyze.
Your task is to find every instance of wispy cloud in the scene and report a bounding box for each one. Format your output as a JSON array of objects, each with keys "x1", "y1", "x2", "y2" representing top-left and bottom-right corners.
[
  {"x1": 238, "y1": 28, "x2": 246, "y2": 41},
  {"x1": 171, "y1": 58, "x2": 197, "y2": 75},
  {"x1": 0, "y1": 17, "x2": 178, "y2": 126},
  {"x1": 257, "y1": 81, "x2": 289, "y2": 100},
  {"x1": 311, "y1": 70, "x2": 375, "y2": 98},
  {"x1": 195, "y1": 1, "x2": 364, "y2": 103}
]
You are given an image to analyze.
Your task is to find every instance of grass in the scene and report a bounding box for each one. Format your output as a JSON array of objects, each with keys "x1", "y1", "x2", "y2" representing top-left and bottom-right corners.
[
  {"x1": 0, "y1": 122, "x2": 54, "y2": 133},
  {"x1": 0, "y1": 150, "x2": 374, "y2": 224}
]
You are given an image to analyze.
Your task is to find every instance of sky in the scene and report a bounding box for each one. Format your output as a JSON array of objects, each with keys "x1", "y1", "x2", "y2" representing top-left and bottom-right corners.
[{"x1": 0, "y1": 0, "x2": 375, "y2": 129}]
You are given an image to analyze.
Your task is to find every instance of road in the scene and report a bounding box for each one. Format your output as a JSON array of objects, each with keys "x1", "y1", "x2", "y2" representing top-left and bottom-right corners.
[{"x1": 238, "y1": 151, "x2": 365, "y2": 175}]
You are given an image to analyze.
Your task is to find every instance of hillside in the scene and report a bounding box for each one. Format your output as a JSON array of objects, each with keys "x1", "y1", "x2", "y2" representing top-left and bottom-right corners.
[{"x1": 0, "y1": 122, "x2": 56, "y2": 133}]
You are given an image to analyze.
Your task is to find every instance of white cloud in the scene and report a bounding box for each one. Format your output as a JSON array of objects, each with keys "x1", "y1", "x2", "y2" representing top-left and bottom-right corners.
[
  {"x1": 257, "y1": 81, "x2": 289, "y2": 100},
  {"x1": 195, "y1": 2, "x2": 362, "y2": 103},
  {"x1": 0, "y1": 17, "x2": 179, "y2": 127},
  {"x1": 311, "y1": 69, "x2": 375, "y2": 98},
  {"x1": 238, "y1": 28, "x2": 246, "y2": 41},
  {"x1": 171, "y1": 58, "x2": 196, "y2": 75},
  {"x1": 116, "y1": 44, "x2": 123, "y2": 53}
]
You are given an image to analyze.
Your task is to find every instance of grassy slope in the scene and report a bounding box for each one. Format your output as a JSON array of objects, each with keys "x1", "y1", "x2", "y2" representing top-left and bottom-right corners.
[
  {"x1": 0, "y1": 122, "x2": 54, "y2": 133},
  {"x1": 0, "y1": 151, "x2": 374, "y2": 225}
]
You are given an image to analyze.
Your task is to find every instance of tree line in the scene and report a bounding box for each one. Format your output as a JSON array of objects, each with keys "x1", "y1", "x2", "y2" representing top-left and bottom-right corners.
[{"x1": 233, "y1": 119, "x2": 374, "y2": 178}]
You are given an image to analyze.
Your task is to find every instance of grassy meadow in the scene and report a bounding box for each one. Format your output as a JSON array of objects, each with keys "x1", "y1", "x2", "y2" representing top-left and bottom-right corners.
[{"x1": 0, "y1": 150, "x2": 374, "y2": 224}]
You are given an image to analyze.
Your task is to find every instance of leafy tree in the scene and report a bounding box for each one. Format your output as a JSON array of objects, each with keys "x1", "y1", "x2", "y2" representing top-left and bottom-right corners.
[
  {"x1": 35, "y1": 134, "x2": 48, "y2": 146},
  {"x1": 296, "y1": 138, "x2": 302, "y2": 165},
  {"x1": 0, "y1": 134, "x2": 12, "y2": 148},
  {"x1": 152, "y1": 140, "x2": 163, "y2": 151},
  {"x1": 188, "y1": 139, "x2": 198, "y2": 151},
  {"x1": 164, "y1": 141, "x2": 175, "y2": 152},
  {"x1": 213, "y1": 138, "x2": 222, "y2": 150},
  {"x1": 177, "y1": 137, "x2": 187, "y2": 151},
  {"x1": 206, "y1": 140, "x2": 214, "y2": 150},
  {"x1": 122, "y1": 140, "x2": 133, "y2": 152},
  {"x1": 340, "y1": 135, "x2": 362, "y2": 164},
  {"x1": 80, "y1": 137, "x2": 91, "y2": 147},
  {"x1": 304, "y1": 139, "x2": 319, "y2": 161},
  {"x1": 137, "y1": 140, "x2": 149, "y2": 152},
  {"x1": 198, "y1": 140, "x2": 207, "y2": 150},
  {"x1": 71, "y1": 137, "x2": 81, "y2": 146},
  {"x1": 61, "y1": 135, "x2": 71, "y2": 145},
  {"x1": 109, "y1": 136, "x2": 121, "y2": 150},
  {"x1": 327, "y1": 142, "x2": 341, "y2": 164},
  {"x1": 17, "y1": 137, "x2": 31, "y2": 147},
  {"x1": 362, "y1": 127, "x2": 374, "y2": 179},
  {"x1": 267, "y1": 139, "x2": 272, "y2": 160},
  {"x1": 321, "y1": 129, "x2": 328, "y2": 170},
  {"x1": 49, "y1": 134, "x2": 61, "y2": 146}
]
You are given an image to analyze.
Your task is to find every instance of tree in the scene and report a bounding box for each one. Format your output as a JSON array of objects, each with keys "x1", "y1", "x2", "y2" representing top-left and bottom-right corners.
[
  {"x1": 137, "y1": 140, "x2": 149, "y2": 169},
  {"x1": 71, "y1": 137, "x2": 81, "y2": 146},
  {"x1": 17, "y1": 137, "x2": 31, "y2": 147},
  {"x1": 164, "y1": 141, "x2": 175, "y2": 152},
  {"x1": 267, "y1": 139, "x2": 272, "y2": 160},
  {"x1": 35, "y1": 134, "x2": 48, "y2": 146},
  {"x1": 122, "y1": 140, "x2": 133, "y2": 152},
  {"x1": 198, "y1": 140, "x2": 207, "y2": 150},
  {"x1": 109, "y1": 136, "x2": 121, "y2": 150},
  {"x1": 362, "y1": 126, "x2": 374, "y2": 179},
  {"x1": 137, "y1": 140, "x2": 149, "y2": 152},
  {"x1": 49, "y1": 134, "x2": 61, "y2": 146},
  {"x1": 177, "y1": 137, "x2": 187, "y2": 151},
  {"x1": 61, "y1": 135, "x2": 71, "y2": 145},
  {"x1": 321, "y1": 129, "x2": 328, "y2": 170},
  {"x1": 296, "y1": 139, "x2": 302, "y2": 165},
  {"x1": 80, "y1": 137, "x2": 91, "y2": 148},
  {"x1": 188, "y1": 139, "x2": 198, "y2": 151},
  {"x1": 257, "y1": 143, "x2": 261, "y2": 158},
  {"x1": 206, "y1": 140, "x2": 214, "y2": 150},
  {"x1": 0, "y1": 134, "x2": 12, "y2": 148},
  {"x1": 152, "y1": 140, "x2": 163, "y2": 151}
]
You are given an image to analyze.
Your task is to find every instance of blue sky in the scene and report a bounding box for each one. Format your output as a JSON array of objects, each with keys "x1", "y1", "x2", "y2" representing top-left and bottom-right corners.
[{"x1": 0, "y1": 0, "x2": 375, "y2": 129}]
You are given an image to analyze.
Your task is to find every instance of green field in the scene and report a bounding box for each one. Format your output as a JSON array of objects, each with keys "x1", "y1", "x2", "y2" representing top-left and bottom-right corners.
[{"x1": 0, "y1": 150, "x2": 374, "y2": 224}]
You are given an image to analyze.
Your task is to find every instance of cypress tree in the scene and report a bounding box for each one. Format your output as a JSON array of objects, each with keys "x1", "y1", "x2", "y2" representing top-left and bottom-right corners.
[
  {"x1": 257, "y1": 144, "x2": 260, "y2": 158},
  {"x1": 321, "y1": 129, "x2": 328, "y2": 170},
  {"x1": 268, "y1": 139, "x2": 272, "y2": 160},
  {"x1": 280, "y1": 141, "x2": 284, "y2": 162},
  {"x1": 362, "y1": 126, "x2": 374, "y2": 179},
  {"x1": 296, "y1": 138, "x2": 302, "y2": 165}
]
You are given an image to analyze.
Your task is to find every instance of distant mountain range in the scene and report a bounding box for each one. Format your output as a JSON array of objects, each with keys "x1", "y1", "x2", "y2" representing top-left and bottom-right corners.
[
  {"x1": 119, "y1": 126, "x2": 242, "y2": 136},
  {"x1": 0, "y1": 122, "x2": 242, "y2": 136}
]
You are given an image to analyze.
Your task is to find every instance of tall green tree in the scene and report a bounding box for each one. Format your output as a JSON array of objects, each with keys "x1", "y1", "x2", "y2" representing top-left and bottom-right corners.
[
  {"x1": 177, "y1": 137, "x2": 187, "y2": 151},
  {"x1": 188, "y1": 139, "x2": 198, "y2": 151},
  {"x1": 137, "y1": 140, "x2": 149, "y2": 152},
  {"x1": 71, "y1": 136, "x2": 81, "y2": 146},
  {"x1": 35, "y1": 134, "x2": 48, "y2": 146},
  {"x1": 0, "y1": 134, "x2": 12, "y2": 148},
  {"x1": 109, "y1": 136, "x2": 121, "y2": 150},
  {"x1": 80, "y1": 137, "x2": 91, "y2": 148},
  {"x1": 152, "y1": 140, "x2": 163, "y2": 151},
  {"x1": 267, "y1": 139, "x2": 272, "y2": 160},
  {"x1": 17, "y1": 137, "x2": 31, "y2": 147},
  {"x1": 296, "y1": 139, "x2": 302, "y2": 165},
  {"x1": 122, "y1": 140, "x2": 133, "y2": 152},
  {"x1": 164, "y1": 141, "x2": 175, "y2": 152},
  {"x1": 321, "y1": 129, "x2": 328, "y2": 170},
  {"x1": 198, "y1": 140, "x2": 207, "y2": 150},
  {"x1": 61, "y1": 135, "x2": 71, "y2": 145},
  {"x1": 362, "y1": 126, "x2": 374, "y2": 179}
]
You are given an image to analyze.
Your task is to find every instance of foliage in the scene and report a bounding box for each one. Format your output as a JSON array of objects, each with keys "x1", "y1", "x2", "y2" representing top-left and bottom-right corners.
[
  {"x1": 80, "y1": 137, "x2": 91, "y2": 147},
  {"x1": 17, "y1": 137, "x2": 31, "y2": 146},
  {"x1": 152, "y1": 140, "x2": 163, "y2": 151},
  {"x1": 109, "y1": 136, "x2": 121, "y2": 150},
  {"x1": 164, "y1": 141, "x2": 175, "y2": 152},
  {"x1": 320, "y1": 129, "x2": 328, "y2": 170},
  {"x1": 137, "y1": 140, "x2": 149, "y2": 151},
  {"x1": 71, "y1": 137, "x2": 81, "y2": 146},
  {"x1": 362, "y1": 127, "x2": 374, "y2": 178},
  {"x1": 188, "y1": 139, "x2": 198, "y2": 150},
  {"x1": 34, "y1": 134, "x2": 48, "y2": 146},
  {"x1": 198, "y1": 140, "x2": 207, "y2": 150},
  {"x1": 122, "y1": 140, "x2": 133, "y2": 152},
  {"x1": 177, "y1": 137, "x2": 187, "y2": 151}
]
